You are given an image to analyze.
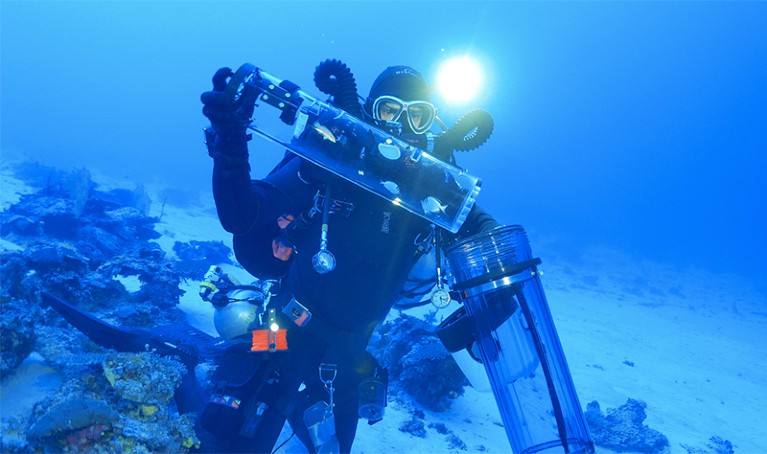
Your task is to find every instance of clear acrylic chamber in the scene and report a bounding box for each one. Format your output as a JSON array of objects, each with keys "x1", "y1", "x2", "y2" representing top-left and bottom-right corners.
[{"x1": 445, "y1": 225, "x2": 593, "y2": 454}]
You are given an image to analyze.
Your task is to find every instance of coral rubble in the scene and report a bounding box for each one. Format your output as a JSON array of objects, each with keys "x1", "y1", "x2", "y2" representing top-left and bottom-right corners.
[{"x1": 585, "y1": 398, "x2": 670, "y2": 452}]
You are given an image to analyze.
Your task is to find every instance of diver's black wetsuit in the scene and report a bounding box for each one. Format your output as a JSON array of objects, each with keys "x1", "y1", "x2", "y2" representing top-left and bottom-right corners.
[{"x1": 210, "y1": 151, "x2": 496, "y2": 453}]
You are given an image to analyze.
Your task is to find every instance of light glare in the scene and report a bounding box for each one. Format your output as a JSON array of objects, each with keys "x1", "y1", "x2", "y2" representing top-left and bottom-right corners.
[{"x1": 436, "y1": 56, "x2": 483, "y2": 104}]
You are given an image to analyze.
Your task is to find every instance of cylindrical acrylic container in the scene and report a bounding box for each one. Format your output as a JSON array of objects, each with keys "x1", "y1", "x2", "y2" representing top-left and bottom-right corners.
[
  {"x1": 445, "y1": 225, "x2": 594, "y2": 454},
  {"x1": 226, "y1": 64, "x2": 482, "y2": 233}
]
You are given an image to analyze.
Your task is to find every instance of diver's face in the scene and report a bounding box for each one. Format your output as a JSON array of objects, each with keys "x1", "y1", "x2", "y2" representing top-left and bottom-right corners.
[
  {"x1": 372, "y1": 95, "x2": 435, "y2": 134},
  {"x1": 378, "y1": 101, "x2": 401, "y2": 122},
  {"x1": 407, "y1": 105, "x2": 425, "y2": 128},
  {"x1": 378, "y1": 100, "x2": 423, "y2": 128}
]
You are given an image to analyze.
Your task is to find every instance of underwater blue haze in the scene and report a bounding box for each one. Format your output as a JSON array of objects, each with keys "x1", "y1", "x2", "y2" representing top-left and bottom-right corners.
[{"x1": 2, "y1": 1, "x2": 766, "y2": 287}]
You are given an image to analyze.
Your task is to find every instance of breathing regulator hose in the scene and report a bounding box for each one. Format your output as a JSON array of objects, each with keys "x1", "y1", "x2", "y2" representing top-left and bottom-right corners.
[
  {"x1": 433, "y1": 109, "x2": 494, "y2": 160},
  {"x1": 400, "y1": 109, "x2": 495, "y2": 162},
  {"x1": 313, "y1": 59, "x2": 364, "y2": 119}
]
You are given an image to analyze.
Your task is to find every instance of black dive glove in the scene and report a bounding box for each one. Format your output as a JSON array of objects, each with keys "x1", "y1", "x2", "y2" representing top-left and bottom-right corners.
[{"x1": 201, "y1": 67, "x2": 255, "y2": 167}]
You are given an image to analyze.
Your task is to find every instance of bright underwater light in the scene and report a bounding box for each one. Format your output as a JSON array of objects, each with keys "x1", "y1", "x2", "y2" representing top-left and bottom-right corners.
[{"x1": 436, "y1": 56, "x2": 484, "y2": 104}]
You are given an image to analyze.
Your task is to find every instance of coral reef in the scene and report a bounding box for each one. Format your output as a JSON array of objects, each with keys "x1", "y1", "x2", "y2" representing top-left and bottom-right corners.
[
  {"x1": 585, "y1": 399, "x2": 669, "y2": 452},
  {"x1": 173, "y1": 240, "x2": 233, "y2": 279},
  {"x1": 0, "y1": 165, "x2": 186, "y2": 323},
  {"x1": 0, "y1": 163, "x2": 202, "y2": 452},
  {"x1": 369, "y1": 314, "x2": 466, "y2": 411},
  {"x1": 0, "y1": 298, "x2": 40, "y2": 379},
  {"x1": 102, "y1": 351, "x2": 185, "y2": 408},
  {"x1": 21, "y1": 351, "x2": 198, "y2": 453},
  {"x1": 26, "y1": 398, "x2": 119, "y2": 440}
]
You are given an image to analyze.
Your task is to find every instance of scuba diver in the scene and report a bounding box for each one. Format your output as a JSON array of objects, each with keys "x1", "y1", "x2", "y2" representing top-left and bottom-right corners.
[
  {"x1": 45, "y1": 60, "x2": 594, "y2": 454},
  {"x1": 199, "y1": 61, "x2": 498, "y2": 453}
]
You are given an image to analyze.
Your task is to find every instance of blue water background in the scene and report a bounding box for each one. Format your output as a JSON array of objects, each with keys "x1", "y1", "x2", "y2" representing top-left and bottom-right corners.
[{"x1": 2, "y1": 1, "x2": 766, "y2": 289}]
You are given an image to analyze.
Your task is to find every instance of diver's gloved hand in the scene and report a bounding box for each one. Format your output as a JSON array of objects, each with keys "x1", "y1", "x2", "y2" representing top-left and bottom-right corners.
[
  {"x1": 201, "y1": 67, "x2": 254, "y2": 140},
  {"x1": 201, "y1": 67, "x2": 256, "y2": 169}
]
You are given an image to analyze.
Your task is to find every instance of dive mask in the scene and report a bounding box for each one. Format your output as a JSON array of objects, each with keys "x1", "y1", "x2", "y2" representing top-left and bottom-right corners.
[{"x1": 372, "y1": 95, "x2": 436, "y2": 134}]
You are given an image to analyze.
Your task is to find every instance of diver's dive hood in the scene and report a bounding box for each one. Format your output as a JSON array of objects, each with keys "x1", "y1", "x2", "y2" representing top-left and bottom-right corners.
[{"x1": 364, "y1": 65, "x2": 432, "y2": 111}]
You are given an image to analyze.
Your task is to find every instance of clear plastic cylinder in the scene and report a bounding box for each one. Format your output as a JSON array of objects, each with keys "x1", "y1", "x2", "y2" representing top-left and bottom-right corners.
[
  {"x1": 446, "y1": 225, "x2": 594, "y2": 454},
  {"x1": 239, "y1": 68, "x2": 481, "y2": 233}
]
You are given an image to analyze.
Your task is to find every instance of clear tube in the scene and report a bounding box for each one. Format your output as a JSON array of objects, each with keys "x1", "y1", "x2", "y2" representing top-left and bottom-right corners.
[
  {"x1": 446, "y1": 226, "x2": 594, "y2": 454},
  {"x1": 237, "y1": 68, "x2": 481, "y2": 233}
]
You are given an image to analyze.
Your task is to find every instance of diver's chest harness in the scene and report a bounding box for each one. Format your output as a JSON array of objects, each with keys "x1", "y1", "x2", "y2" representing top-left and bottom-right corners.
[
  {"x1": 278, "y1": 186, "x2": 355, "y2": 275},
  {"x1": 279, "y1": 179, "x2": 436, "y2": 275}
]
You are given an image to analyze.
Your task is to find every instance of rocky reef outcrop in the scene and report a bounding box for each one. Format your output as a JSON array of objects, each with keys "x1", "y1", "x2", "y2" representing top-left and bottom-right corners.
[
  {"x1": 585, "y1": 399, "x2": 669, "y2": 452},
  {"x1": 0, "y1": 163, "x2": 229, "y2": 452},
  {"x1": 370, "y1": 313, "x2": 467, "y2": 412}
]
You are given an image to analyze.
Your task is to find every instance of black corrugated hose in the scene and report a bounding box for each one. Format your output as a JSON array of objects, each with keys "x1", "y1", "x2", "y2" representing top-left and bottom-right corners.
[{"x1": 313, "y1": 59, "x2": 364, "y2": 119}]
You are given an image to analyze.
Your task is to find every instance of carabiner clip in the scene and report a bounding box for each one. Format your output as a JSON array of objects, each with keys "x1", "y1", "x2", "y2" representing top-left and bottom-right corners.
[{"x1": 319, "y1": 363, "x2": 338, "y2": 386}]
